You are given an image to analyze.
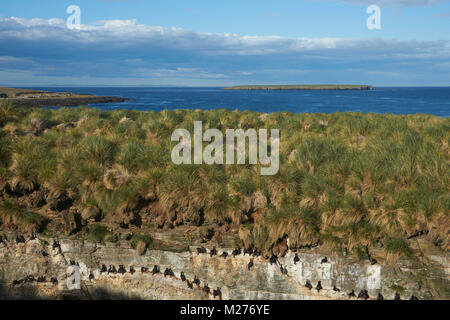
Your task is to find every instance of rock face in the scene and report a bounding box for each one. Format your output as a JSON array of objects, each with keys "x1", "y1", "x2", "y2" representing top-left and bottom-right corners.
[{"x1": 0, "y1": 232, "x2": 448, "y2": 300}]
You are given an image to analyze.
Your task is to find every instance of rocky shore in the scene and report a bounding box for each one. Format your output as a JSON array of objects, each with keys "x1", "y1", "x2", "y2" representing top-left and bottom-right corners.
[{"x1": 0, "y1": 86, "x2": 128, "y2": 108}]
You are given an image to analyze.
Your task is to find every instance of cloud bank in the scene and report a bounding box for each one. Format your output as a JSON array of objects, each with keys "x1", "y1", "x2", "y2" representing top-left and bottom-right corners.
[{"x1": 0, "y1": 16, "x2": 449, "y2": 86}]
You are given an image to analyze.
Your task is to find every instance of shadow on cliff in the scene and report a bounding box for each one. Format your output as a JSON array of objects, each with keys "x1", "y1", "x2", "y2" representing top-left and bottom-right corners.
[{"x1": 0, "y1": 285, "x2": 143, "y2": 300}]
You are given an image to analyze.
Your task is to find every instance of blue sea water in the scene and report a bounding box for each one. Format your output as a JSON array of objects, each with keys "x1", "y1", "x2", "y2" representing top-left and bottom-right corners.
[{"x1": 34, "y1": 87, "x2": 450, "y2": 117}]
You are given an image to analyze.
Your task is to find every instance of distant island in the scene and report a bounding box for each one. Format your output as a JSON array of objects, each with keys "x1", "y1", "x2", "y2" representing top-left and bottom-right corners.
[
  {"x1": 0, "y1": 86, "x2": 128, "y2": 108},
  {"x1": 224, "y1": 85, "x2": 373, "y2": 91}
]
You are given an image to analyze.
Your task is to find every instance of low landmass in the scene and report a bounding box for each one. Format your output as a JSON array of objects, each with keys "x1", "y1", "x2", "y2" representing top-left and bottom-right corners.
[
  {"x1": 0, "y1": 86, "x2": 128, "y2": 108},
  {"x1": 224, "y1": 85, "x2": 374, "y2": 91}
]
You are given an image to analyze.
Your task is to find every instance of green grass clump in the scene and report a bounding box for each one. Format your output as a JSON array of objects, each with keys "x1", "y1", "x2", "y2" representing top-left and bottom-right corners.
[
  {"x1": 130, "y1": 233, "x2": 152, "y2": 248},
  {"x1": 87, "y1": 224, "x2": 110, "y2": 243}
]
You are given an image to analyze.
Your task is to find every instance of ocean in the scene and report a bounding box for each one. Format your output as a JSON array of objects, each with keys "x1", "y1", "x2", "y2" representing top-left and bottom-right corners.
[{"x1": 34, "y1": 87, "x2": 450, "y2": 117}]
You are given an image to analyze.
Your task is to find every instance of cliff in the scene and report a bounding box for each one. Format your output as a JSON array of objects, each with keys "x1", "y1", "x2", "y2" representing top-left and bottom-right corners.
[{"x1": 0, "y1": 232, "x2": 448, "y2": 300}]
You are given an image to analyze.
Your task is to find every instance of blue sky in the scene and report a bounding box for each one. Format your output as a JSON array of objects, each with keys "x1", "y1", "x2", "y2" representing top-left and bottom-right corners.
[{"x1": 1, "y1": 0, "x2": 450, "y2": 86}]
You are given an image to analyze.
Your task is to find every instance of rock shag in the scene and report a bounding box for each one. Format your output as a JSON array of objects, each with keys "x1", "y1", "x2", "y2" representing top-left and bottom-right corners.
[
  {"x1": 220, "y1": 252, "x2": 228, "y2": 259},
  {"x1": 118, "y1": 265, "x2": 126, "y2": 275},
  {"x1": 348, "y1": 290, "x2": 356, "y2": 298},
  {"x1": 247, "y1": 259, "x2": 254, "y2": 271},
  {"x1": 280, "y1": 265, "x2": 288, "y2": 275},
  {"x1": 108, "y1": 265, "x2": 117, "y2": 274},
  {"x1": 213, "y1": 288, "x2": 222, "y2": 299},
  {"x1": 321, "y1": 257, "x2": 328, "y2": 264},
  {"x1": 193, "y1": 276, "x2": 200, "y2": 286},
  {"x1": 203, "y1": 284, "x2": 210, "y2": 294},
  {"x1": 394, "y1": 293, "x2": 401, "y2": 300},
  {"x1": 164, "y1": 268, "x2": 174, "y2": 277},
  {"x1": 52, "y1": 240, "x2": 60, "y2": 249},
  {"x1": 244, "y1": 247, "x2": 254, "y2": 256},
  {"x1": 141, "y1": 266, "x2": 149, "y2": 273},
  {"x1": 269, "y1": 255, "x2": 278, "y2": 265},
  {"x1": 358, "y1": 289, "x2": 369, "y2": 300},
  {"x1": 333, "y1": 286, "x2": 340, "y2": 292},
  {"x1": 210, "y1": 247, "x2": 217, "y2": 257},
  {"x1": 89, "y1": 273, "x2": 94, "y2": 281},
  {"x1": 253, "y1": 250, "x2": 261, "y2": 258},
  {"x1": 316, "y1": 281, "x2": 323, "y2": 292},
  {"x1": 41, "y1": 251, "x2": 49, "y2": 257},
  {"x1": 129, "y1": 266, "x2": 135, "y2": 274},
  {"x1": 50, "y1": 277, "x2": 58, "y2": 285},
  {"x1": 151, "y1": 265, "x2": 160, "y2": 275},
  {"x1": 37, "y1": 276, "x2": 46, "y2": 283},
  {"x1": 232, "y1": 248, "x2": 241, "y2": 257},
  {"x1": 294, "y1": 253, "x2": 300, "y2": 265},
  {"x1": 196, "y1": 246, "x2": 207, "y2": 255},
  {"x1": 305, "y1": 280, "x2": 313, "y2": 290},
  {"x1": 187, "y1": 280, "x2": 193, "y2": 289},
  {"x1": 377, "y1": 293, "x2": 384, "y2": 300},
  {"x1": 181, "y1": 272, "x2": 186, "y2": 282},
  {"x1": 410, "y1": 295, "x2": 419, "y2": 300},
  {"x1": 100, "y1": 264, "x2": 107, "y2": 273}
]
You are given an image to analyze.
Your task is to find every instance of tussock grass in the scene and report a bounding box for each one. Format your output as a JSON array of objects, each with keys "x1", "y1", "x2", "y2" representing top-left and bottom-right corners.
[{"x1": 0, "y1": 104, "x2": 448, "y2": 258}]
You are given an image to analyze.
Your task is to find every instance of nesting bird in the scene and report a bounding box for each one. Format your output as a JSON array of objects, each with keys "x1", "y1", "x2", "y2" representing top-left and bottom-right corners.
[
  {"x1": 294, "y1": 253, "x2": 300, "y2": 265},
  {"x1": 305, "y1": 280, "x2": 313, "y2": 290},
  {"x1": 210, "y1": 247, "x2": 217, "y2": 257},
  {"x1": 316, "y1": 281, "x2": 323, "y2": 292},
  {"x1": 280, "y1": 265, "x2": 288, "y2": 275},
  {"x1": 394, "y1": 293, "x2": 401, "y2": 300},
  {"x1": 37, "y1": 276, "x2": 46, "y2": 283},
  {"x1": 333, "y1": 286, "x2": 340, "y2": 292},
  {"x1": 118, "y1": 265, "x2": 126, "y2": 275},
  {"x1": 196, "y1": 246, "x2": 207, "y2": 255},
  {"x1": 220, "y1": 252, "x2": 228, "y2": 259},
  {"x1": 101, "y1": 264, "x2": 107, "y2": 273},
  {"x1": 410, "y1": 295, "x2": 419, "y2": 300},
  {"x1": 164, "y1": 268, "x2": 174, "y2": 277},
  {"x1": 247, "y1": 259, "x2": 254, "y2": 271},
  {"x1": 193, "y1": 276, "x2": 200, "y2": 286},
  {"x1": 152, "y1": 265, "x2": 160, "y2": 275},
  {"x1": 89, "y1": 273, "x2": 94, "y2": 281},
  {"x1": 348, "y1": 290, "x2": 356, "y2": 298},
  {"x1": 321, "y1": 257, "x2": 328, "y2": 264},
  {"x1": 244, "y1": 247, "x2": 253, "y2": 256},
  {"x1": 16, "y1": 236, "x2": 25, "y2": 244},
  {"x1": 50, "y1": 277, "x2": 58, "y2": 285},
  {"x1": 129, "y1": 266, "x2": 135, "y2": 275},
  {"x1": 269, "y1": 255, "x2": 278, "y2": 265},
  {"x1": 187, "y1": 280, "x2": 193, "y2": 289},
  {"x1": 213, "y1": 288, "x2": 222, "y2": 299},
  {"x1": 358, "y1": 289, "x2": 369, "y2": 300},
  {"x1": 377, "y1": 293, "x2": 384, "y2": 300},
  {"x1": 370, "y1": 257, "x2": 378, "y2": 265},
  {"x1": 181, "y1": 272, "x2": 186, "y2": 282},
  {"x1": 232, "y1": 248, "x2": 241, "y2": 257},
  {"x1": 141, "y1": 266, "x2": 149, "y2": 273},
  {"x1": 203, "y1": 284, "x2": 210, "y2": 294},
  {"x1": 52, "y1": 240, "x2": 60, "y2": 250}
]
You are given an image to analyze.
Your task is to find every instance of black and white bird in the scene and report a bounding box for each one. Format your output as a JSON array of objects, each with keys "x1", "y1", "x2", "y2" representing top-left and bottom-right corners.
[
  {"x1": 348, "y1": 290, "x2": 356, "y2": 298},
  {"x1": 187, "y1": 280, "x2": 193, "y2": 289},
  {"x1": 394, "y1": 293, "x2": 401, "y2": 300},
  {"x1": 410, "y1": 295, "x2": 419, "y2": 300},
  {"x1": 196, "y1": 246, "x2": 207, "y2": 255},
  {"x1": 118, "y1": 265, "x2": 126, "y2": 275},
  {"x1": 37, "y1": 276, "x2": 46, "y2": 283},
  {"x1": 269, "y1": 255, "x2": 278, "y2": 265},
  {"x1": 152, "y1": 265, "x2": 160, "y2": 275},
  {"x1": 50, "y1": 277, "x2": 58, "y2": 285},
  {"x1": 280, "y1": 264, "x2": 288, "y2": 275},
  {"x1": 316, "y1": 281, "x2": 323, "y2": 292},
  {"x1": 141, "y1": 266, "x2": 149, "y2": 273},
  {"x1": 220, "y1": 252, "x2": 228, "y2": 259},
  {"x1": 377, "y1": 293, "x2": 384, "y2": 300},
  {"x1": 213, "y1": 288, "x2": 222, "y2": 299},
  {"x1": 193, "y1": 275, "x2": 200, "y2": 286},
  {"x1": 129, "y1": 266, "x2": 135, "y2": 275},
  {"x1": 164, "y1": 268, "x2": 174, "y2": 277},
  {"x1": 181, "y1": 272, "x2": 186, "y2": 282},
  {"x1": 333, "y1": 286, "x2": 340, "y2": 292},
  {"x1": 232, "y1": 248, "x2": 241, "y2": 257},
  {"x1": 89, "y1": 273, "x2": 94, "y2": 281},
  {"x1": 101, "y1": 264, "x2": 107, "y2": 273},
  {"x1": 210, "y1": 247, "x2": 217, "y2": 257},
  {"x1": 305, "y1": 280, "x2": 313, "y2": 290},
  {"x1": 321, "y1": 257, "x2": 328, "y2": 264},
  {"x1": 358, "y1": 290, "x2": 369, "y2": 300},
  {"x1": 203, "y1": 283, "x2": 210, "y2": 294},
  {"x1": 294, "y1": 253, "x2": 300, "y2": 265},
  {"x1": 247, "y1": 259, "x2": 254, "y2": 271}
]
